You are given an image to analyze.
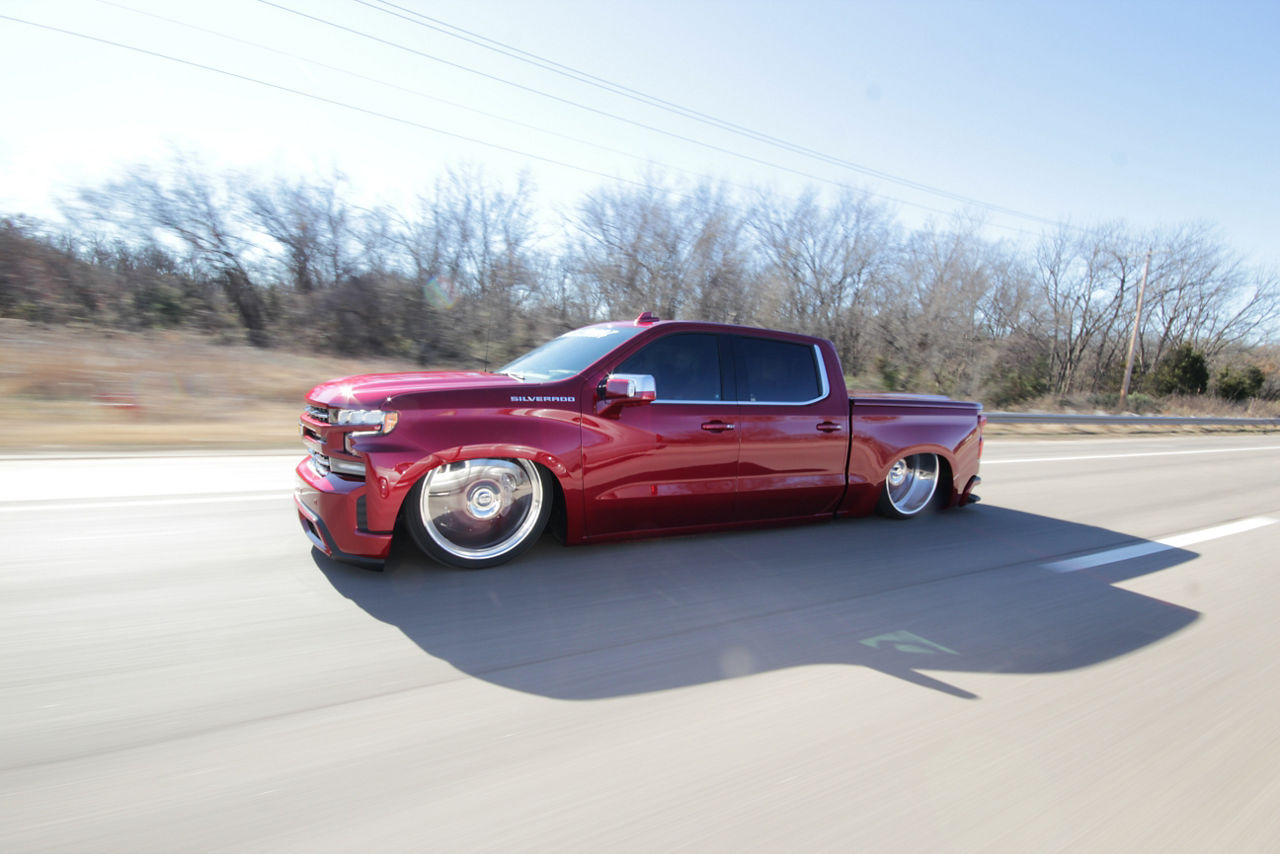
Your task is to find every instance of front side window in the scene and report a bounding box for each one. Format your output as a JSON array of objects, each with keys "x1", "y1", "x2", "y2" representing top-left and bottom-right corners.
[
  {"x1": 734, "y1": 336, "x2": 823, "y2": 403},
  {"x1": 617, "y1": 333, "x2": 722, "y2": 401}
]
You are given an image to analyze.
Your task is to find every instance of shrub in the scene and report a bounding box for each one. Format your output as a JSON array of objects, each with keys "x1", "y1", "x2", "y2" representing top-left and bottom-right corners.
[
  {"x1": 987, "y1": 339, "x2": 1050, "y2": 407},
  {"x1": 1087, "y1": 391, "x2": 1119, "y2": 410},
  {"x1": 1123, "y1": 392, "x2": 1158, "y2": 413},
  {"x1": 1152, "y1": 344, "x2": 1209, "y2": 395},
  {"x1": 1215, "y1": 365, "x2": 1265, "y2": 402},
  {"x1": 1087, "y1": 391, "x2": 1158, "y2": 413}
]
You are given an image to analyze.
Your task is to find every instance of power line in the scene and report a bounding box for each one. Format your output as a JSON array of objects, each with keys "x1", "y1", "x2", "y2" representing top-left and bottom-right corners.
[
  {"x1": 86, "y1": 0, "x2": 727, "y2": 190},
  {"x1": 0, "y1": 14, "x2": 671, "y2": 197},
  {"x1": 52, "y1": 2, "x2": 953, "y2": 221},
  {"x1": 357, "y1": 0, "x2": 1067, "y2": 228},
  {"x1": 2, "y1": 8, "x2": 1038, "y2": 237},
  {"x1": 254, "y1": 0, "x2": 1010, "y2": 229}
]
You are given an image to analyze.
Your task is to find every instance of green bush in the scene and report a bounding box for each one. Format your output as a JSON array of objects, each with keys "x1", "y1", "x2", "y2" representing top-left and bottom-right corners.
[
  {"x1": 1123, "y1": 392, "x2": 1158, "y2": 413},
  {"x1": 876, "y1": 356, "x2": 903, "y2": 391},
  {"x1": 1087, "y1": 392, "x2": 1119, "y2": 409},
  {"x1": 988, "y1": 341, "x2": 1050, "y2": 407},
  {"x1": 1215, "y1": 365, "x2": 1265, "y2": 402},
  {"x1": 1152, "y1": 344, "x2": 1209, "y2": 395},
  {"x1": 1087, "y1": 391, "x2": 1157, "y2": 413}
]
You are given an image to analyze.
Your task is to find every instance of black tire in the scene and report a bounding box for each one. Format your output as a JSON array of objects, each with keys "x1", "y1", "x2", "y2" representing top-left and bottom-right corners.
[
  {"x1": 875, "y1": 453, "x2": 940, "y2": 519},
  {"x1": 405, "y1": 458, "x2": 553, "y2": 569}
]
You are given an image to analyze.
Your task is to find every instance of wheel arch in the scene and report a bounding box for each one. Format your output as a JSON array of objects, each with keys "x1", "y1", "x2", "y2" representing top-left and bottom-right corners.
[
  {"x1": 873, "y1": 441, "x2": 956, "y2": 488},
  {"x1": 936, "y1": 452, "x2": 957, "y2": 508},
  {"x1": 388, "y1": 444, "x2": 577, "y2": 538}
]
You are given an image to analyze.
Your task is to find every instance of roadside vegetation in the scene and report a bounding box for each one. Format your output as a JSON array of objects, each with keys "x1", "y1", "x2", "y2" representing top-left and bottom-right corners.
[
  {"x1": 0, "y1": 319, "x2": 422, "y2": 450},
  {"x1": 2, "y1": 158, "x2": 1277, "y2": 448}
]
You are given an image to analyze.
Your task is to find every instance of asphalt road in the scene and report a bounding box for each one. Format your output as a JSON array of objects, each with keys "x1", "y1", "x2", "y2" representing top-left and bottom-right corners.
[{"x1": 3, "y1": 435, "x2": 1280, "y2": 852}]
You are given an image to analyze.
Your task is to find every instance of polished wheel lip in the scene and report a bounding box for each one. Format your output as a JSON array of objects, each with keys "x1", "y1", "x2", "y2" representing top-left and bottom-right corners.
[
  {"x1": 884, "y1": 453, "x2": 938, "y2": 516},
  {"x1": 420, "y1": 458, "x2": 545, "y2": 561}
]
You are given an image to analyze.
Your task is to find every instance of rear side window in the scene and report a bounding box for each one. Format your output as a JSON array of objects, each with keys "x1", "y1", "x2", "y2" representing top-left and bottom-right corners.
[
  {"x1": 734, "y1": 336, "x2": 823, "y2": 403},
  {"x1": 617, "y1": 333, "x2": 722, "y2": 401}
]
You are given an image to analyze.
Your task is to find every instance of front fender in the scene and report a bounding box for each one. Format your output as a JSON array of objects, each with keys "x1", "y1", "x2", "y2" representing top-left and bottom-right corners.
[{"x1": 356, "y1": 406, "x2": 585, "y2": 540}]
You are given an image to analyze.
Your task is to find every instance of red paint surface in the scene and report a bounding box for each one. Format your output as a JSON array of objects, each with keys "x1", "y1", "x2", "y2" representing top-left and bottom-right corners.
[{"x1": 295, "y1": 319, "x2": 983, "y2": 562}]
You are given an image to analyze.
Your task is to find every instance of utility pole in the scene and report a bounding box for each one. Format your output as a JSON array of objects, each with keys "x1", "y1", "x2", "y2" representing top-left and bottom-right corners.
[{"x1": 1117, "y1": 248, "x2": 1152, "y2": 411}]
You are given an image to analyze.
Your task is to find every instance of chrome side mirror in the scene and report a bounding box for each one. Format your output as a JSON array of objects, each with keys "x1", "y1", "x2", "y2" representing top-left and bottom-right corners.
[{"x1": 602, "y1": 373, "x2": 657, "y2": 403}]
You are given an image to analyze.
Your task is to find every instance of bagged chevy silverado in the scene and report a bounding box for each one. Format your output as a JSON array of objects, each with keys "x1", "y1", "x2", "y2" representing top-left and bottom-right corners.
[{"x1": 295, "y1": 313, "x2": 983, "y2": 568}]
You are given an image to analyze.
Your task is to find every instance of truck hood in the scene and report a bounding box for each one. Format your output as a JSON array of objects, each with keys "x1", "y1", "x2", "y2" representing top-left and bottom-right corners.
[{"x1": 307, "y1": 371, "x2": 520, "y2": 407}]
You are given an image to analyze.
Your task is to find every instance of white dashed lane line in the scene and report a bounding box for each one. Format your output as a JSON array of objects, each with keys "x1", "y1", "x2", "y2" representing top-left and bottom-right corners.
[{"x1": 1044, "y1": 516, "x2": 1279, "y2": 573}]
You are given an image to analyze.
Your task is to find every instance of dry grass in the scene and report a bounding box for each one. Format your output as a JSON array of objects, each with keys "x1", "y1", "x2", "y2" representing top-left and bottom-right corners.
[
  {"x1": 0, "y1": 320, "x2": 420, "y2": 451},
  {"x1": 986, "y1": 390, "x2": 1280, "y2": 437},
  {"x1": 2, "y1": 320, "x2": 1276, "y2": 450},
  {"x1": 981, "y1": 421, "x2": 1280, "y2": 437},
  {"x1": 1015, "y1": 391, "x2": 1280, "y2": 420}
]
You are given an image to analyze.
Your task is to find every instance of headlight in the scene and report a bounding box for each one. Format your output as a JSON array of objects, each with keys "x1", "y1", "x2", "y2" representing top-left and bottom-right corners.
[
  {"x1": 335, "y1": 409, "x2": 398, "y2": 431},
  {"x1": 337, "y1": 409, "x2": 399, "y2": 457},
  {"x1": 337, "y1": 409, "x2": 396, "y2": 458}
]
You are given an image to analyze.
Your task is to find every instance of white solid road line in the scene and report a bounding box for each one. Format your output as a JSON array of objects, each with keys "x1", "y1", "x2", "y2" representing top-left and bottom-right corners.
[
  {"x1": 1044, "y1": 516, "x2": 1279, "y2": 573},
  {"x1": 0, "y1": 492, "x2": 295, "y2": 514},
  {"x1": 983, "y1": 445, "x2": 1280, "y2": 465}
]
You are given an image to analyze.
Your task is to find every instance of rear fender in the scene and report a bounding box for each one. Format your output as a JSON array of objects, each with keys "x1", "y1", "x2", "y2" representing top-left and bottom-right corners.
[{"x1": 841, "y1": 411, "x2": 981, "y2": 516}]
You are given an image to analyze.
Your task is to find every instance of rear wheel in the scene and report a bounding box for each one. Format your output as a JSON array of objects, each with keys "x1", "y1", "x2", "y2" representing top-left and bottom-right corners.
[
  {"x1": 406, "y1": 458, "x2": 552, "y2": 568},
  {"x1": 876, "y1": 453, "x2": 940, "y2": 519}
]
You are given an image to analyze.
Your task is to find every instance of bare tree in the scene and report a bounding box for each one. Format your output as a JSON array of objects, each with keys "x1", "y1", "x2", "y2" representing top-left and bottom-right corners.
[
  {"x1": 69, "y1": 159, "x2": 271, "y2": 345},
  {"x1": 871, "y1": 217, "x2": 1002, "y2": 395},
  {"x1": 1030, "y1": 221, "x2": 1280, "y2": 396},
  {"x1": 398, "y1": 166, "x2": 544, "y2": 365},
  {"x1": 678, "y1": 183, "x2": 759, "y2": 325},
  {"x1": 1141, "y1": 224, "x2": 1280, "y2": 366},
  {"x1": 10, "y1": 155, "x2": 1274, "y2": 400},
  {"x1": 751, "y1": 189, "x2": 895, "y2": 372},
  {"x1": 1032, "y1": 223, "x2": 1137, "y2": 394},
  {"x1": 245, "y1": 173, "x2": 355, "y2": 294},
  {"x1": 571, "y1": 179, "x2": 688, "y2": 320}
]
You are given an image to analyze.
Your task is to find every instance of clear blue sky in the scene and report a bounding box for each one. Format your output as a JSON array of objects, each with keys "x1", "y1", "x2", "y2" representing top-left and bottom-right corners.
[{"x1": 2, "y1": 0, "x2": 1277, "y2": 267}]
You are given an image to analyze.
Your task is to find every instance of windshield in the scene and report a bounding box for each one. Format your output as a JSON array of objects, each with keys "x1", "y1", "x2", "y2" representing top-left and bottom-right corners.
[{"x1": 499, "y1": 324, "x2": 645, "y2": 382}]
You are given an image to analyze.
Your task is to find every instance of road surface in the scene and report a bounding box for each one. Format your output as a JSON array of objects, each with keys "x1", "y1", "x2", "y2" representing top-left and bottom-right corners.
[{"x1": 3, "y1": 435, "x2": 1279, "y2": 851}]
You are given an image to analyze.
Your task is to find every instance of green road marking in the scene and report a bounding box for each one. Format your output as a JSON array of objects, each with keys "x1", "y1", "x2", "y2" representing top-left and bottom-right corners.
[{"x1": 860, "y1": 630, "x2": 958, "y2": 655}]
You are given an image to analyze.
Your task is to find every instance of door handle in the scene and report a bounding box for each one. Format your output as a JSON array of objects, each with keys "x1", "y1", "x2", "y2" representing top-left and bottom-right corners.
[
  {"x1": 817, "y1": 421, "x2": 843, "y2": 433},
  {"x1": 701, "y1": 421, "x2": 735, "y2": 433}
]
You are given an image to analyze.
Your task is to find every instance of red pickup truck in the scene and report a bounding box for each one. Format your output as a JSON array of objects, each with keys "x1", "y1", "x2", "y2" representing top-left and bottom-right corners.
[{"x1": 295, "y1": 313, "x2": 984, "y2": 568}]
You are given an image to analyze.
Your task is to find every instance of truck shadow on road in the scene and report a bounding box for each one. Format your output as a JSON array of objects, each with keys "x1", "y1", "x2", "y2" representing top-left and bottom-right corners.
[{"x1": 313, "y1": 506, "x2": 1199, "y2": 700}]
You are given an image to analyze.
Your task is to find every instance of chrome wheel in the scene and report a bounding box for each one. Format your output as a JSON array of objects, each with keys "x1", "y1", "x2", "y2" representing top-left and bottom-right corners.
[
  {"x1": 877, "y1": 453, "x2": 940, "y2": 518},
  {"x1": 408, "y1": 458, "x2": 551, "y2": 568}
]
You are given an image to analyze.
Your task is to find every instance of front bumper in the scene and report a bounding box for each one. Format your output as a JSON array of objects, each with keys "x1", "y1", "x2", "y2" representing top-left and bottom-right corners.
[{"x1": 294, "y1": 458, "x2": 392, "y2": 566}]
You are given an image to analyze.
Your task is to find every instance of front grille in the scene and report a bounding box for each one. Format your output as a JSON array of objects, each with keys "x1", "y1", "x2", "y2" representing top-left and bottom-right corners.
[
  {"x1": 311, "y1": 448, "x2": 365, "y2": 479},
  {"x1": 309, "y1": 449, "x2": 331, "y2": 476},
  {"x1": 305, "y1": 403, "x2": 330, "y2": 423}
]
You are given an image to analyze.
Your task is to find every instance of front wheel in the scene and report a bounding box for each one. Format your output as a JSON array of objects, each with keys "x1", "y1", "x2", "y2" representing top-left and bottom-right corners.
[
  {"x1": 876, "y1": 453, "x2": 940, "y2": 519},
  {"x1": 406, "y1": 458, "x2": 552, "y2": 569}
]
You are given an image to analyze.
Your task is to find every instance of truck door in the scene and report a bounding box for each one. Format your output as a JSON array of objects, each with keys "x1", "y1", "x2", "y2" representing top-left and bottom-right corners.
[
  {"x1": 732, "y1": 334, "x2": 849, "y2": 520},
  {"x1": 581, "y1": 332, "x2": 740, "y2": 536}
]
